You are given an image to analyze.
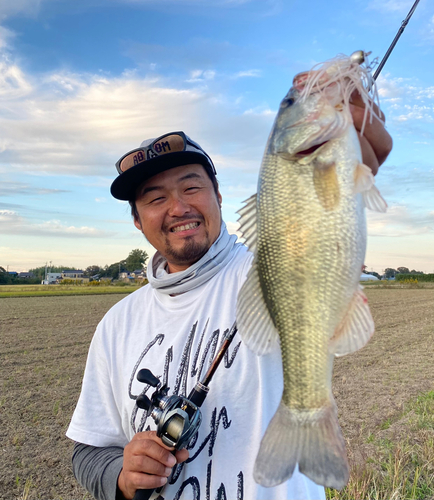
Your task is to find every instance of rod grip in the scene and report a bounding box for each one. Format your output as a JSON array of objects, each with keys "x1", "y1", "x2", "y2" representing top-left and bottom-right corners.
[{"x1": 132, "y1": 489, "x2": 154, "y2": 500}]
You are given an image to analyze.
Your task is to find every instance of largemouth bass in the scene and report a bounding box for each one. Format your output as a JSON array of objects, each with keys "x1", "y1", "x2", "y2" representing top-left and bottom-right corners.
[{"x1": 236, "y1": 53, "x2": 387, "y2": 490}]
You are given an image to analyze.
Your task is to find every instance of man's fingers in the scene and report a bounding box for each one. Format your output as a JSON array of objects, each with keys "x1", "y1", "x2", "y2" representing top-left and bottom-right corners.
[
  {"x1": 357, "y1": 132, "x2": 380, "y2": 176},
  {"x1": 351, "y1": 104, "x2": 393, "y2": 169},
  {"x1": 130, "y1": 435, "x2": 177, "y2": 468},
  {"x1": 130, "y1": 455, "x2": 174, "y2": 478},
  {"x1": 350, "y1": 90, "x2": 385, "y2": 122},
  {"x1": 128, "y1": 470, "x2": 168, "y2": 490},
  {"x1": 175, "y1": 448, "x2": 189, "y2": 464}
]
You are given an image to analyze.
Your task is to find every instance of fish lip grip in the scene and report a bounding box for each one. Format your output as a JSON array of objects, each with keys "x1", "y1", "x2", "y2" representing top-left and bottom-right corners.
[{"x1": 136, "y1": 368, "x2": 202, "y2": 450}]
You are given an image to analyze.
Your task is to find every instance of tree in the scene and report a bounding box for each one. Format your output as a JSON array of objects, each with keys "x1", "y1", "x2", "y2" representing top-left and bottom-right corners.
[
  {"x1": 125, "y1": 249, "x2": 149, "y2": 272},
  {"x1": 29, "y1": 265, "x2": 76, "y2": 280},
  {"x1": 397, "y1": 267, "x2": 410, "y2": 274},
  {"x1": 0, "y1": 267, "x2": 10, "y2": 284},
  {"x1": 384, "y1": 268, "x2": 397, "y2": 279},
  {"x1": 84, "y1": 265, "x2": 103, "y2": 277}
]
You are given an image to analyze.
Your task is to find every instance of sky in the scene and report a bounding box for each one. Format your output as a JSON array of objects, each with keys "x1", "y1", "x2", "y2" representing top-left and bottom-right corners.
[{"x1": 1, "y1": 0, "x2": 434, "y2": 274}]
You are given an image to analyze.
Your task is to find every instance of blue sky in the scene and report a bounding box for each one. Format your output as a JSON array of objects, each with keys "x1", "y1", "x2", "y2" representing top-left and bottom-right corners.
[{"x1": 1, "y1": 0, "x2": 434, "y2": 274}]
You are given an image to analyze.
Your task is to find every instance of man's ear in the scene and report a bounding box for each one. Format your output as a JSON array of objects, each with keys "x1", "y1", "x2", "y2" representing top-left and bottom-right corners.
[
  {"x1": 133, "y1": 217, "x2": 142, "y2": 232},
  {"x1": 217, "y1": 188, "x2": 222, "y2": 208}
]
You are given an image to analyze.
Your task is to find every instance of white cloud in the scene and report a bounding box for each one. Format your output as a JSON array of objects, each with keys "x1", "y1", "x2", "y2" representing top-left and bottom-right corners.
[
  {"x1": 0, "y1": 25, "x2": 15, "y2": 49},
  {"x1": 0, "y1": 58, "x2": 273, "y2": 179},
  {"x1": 376, "y1": 75, "x2": 434, "y2": 124},
  {"x1": 0, "y1": 210, "x2": 114, "y2": 238},
  {"x1": 0, "y1": 61, "x2": 33, "y2": 99},
  {"x1": 233, "y1": 69, "x2": 262, "y2": 78},
  {"x1": 366, "y1": 0, "x2": 416, "y2": 14},
  {"x1": 367, "y1": 205, "x2": 434, "y2": 238},
  {"x1": 186, "y1": 69, "x2": 216, "y2": 82}
]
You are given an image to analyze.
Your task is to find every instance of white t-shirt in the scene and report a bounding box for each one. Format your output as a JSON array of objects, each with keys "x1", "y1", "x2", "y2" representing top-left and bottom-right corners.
[{"x1": 67, "y1": 244, "x2": 325, "y2": 500}]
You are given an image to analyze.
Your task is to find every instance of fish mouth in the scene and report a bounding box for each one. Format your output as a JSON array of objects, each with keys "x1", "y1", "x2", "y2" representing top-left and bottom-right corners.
[{"x1": 296, "y1": 141, "x2": 329, "y2": 157}]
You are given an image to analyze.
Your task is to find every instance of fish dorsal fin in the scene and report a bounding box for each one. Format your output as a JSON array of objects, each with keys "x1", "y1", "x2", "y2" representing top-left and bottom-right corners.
[
  {"x1": 329, "y1": 285, "x2": 374, "y2": 357},
  {"x1": 354, "y1": 163, "x2": 387, "y2": 213},
  {"x1": 236, "y1": 259, "x2": 280, "y2": 355},
  {"x1": 237, "y1": 193, "x2": 258, "y2": 252}
]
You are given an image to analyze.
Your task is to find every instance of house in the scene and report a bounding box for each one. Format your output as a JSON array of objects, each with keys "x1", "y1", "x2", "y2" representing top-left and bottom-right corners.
[
  {"x1": 42, "y1": 272, "x2": 62, "y2": 285},
  {"x1": 131, "y1": 269, "x2": 146, "y2": 280},
  {"x1": 18, "y1": 272, "x2": 34, "y2": 279},
  {"x1": 61, "y1": 270, "x2": 89, "y2": 283}
]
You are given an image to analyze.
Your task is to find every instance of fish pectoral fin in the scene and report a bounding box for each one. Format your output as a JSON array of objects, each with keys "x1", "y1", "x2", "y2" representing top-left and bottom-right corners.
[
  {"x1": 363, "y1": 184, "x2": 388, "y2": 213},
  {"x1": 236, "y1": 193, "x2": 257, "y2": 252},
  {"x1": 313, "y1": 161, "x2": 340, "y2": 211},
  {"x1": 354, "y1": 162, "x2": 374, "y2": 193},
  {"x1": 236, "y1": 259, "x2": 279, "y2": 355},
  {"x1": 329, "y1": 285, "x2": 375, "y2": 357},
  {"x1": 354, "y1": 163, "x2": 387, "y2": 213}
]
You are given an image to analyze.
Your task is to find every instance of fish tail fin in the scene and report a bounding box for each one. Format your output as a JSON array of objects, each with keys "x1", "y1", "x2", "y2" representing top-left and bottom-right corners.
[{"x1": 254, "y1": 401, "x2": 349, "y2": 490}]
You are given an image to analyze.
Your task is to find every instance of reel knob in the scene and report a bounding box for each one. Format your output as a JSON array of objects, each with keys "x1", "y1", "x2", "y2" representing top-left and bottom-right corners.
[
  {"x1": 137, "y1": 368, "x2": 160, "y2": 387},
  {"x1": 136, "y1": 394, "x2": 152, "y2": 411}
]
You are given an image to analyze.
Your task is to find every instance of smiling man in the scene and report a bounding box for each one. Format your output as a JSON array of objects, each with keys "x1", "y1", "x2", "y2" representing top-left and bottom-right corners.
[{"x1": 67, "y1": 120, "x2": 392, "y2": 500}]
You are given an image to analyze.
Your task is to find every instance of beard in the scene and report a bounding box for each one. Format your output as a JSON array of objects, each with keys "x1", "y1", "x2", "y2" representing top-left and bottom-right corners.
[{"x1": 162, "y1": 232, "x2": 210, "y2": 267}]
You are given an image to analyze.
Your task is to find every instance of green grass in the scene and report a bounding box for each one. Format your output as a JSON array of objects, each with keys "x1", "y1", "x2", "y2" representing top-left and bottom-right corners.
[
  {"x1": 326, "y1": 390, "x2": 434, "y2": 500},
  {"x1": 0, "y1": 284, "x2": 141, "y2": 298}
]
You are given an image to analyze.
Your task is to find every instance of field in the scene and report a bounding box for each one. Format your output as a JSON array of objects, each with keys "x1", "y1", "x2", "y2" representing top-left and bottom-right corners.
[
  {"x1": 1, "y1": 286, "x2": 434, "y2": 499},
  {"x1": 0, "y1": 284, "x2": 140, "y2": 299}
]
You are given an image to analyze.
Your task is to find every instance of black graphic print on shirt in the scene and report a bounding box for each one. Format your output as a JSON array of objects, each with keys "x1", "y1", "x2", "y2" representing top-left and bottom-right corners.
[{"x1": 128, "y1": 319, "x2": 243, "y2": 499}]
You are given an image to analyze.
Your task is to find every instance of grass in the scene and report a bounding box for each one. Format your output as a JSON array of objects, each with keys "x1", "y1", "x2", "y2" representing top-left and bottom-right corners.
[
  {"x1": 0, "y1": 284, "x2": 141, "y2": 298},
  {"x1": 326, "y1": 390, "x2": 434, "y2": 500}
]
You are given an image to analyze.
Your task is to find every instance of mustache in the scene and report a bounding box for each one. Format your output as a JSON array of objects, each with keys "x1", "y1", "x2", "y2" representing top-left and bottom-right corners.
[{"x1": 163, "y1": 214, "x2": 205, "y2": 232}]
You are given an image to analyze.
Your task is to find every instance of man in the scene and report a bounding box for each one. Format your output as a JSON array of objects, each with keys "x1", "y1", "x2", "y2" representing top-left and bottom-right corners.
[{"x1": 67, "y1": 98, "x2": 392, "y2": 500}]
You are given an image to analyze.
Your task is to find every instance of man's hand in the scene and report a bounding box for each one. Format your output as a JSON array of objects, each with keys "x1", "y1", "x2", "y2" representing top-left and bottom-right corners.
[
  {"x1": 350, "y1": 90, "x2": 393, "y2": 175},
  {"x1": 118, "y1": 431, "x2": 189, "y2": 499}
]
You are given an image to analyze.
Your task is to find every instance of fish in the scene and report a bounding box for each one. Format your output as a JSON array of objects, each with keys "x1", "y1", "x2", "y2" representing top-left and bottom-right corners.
[{"x1": 236, "y1": 53, "x2": 387, "y2": 490}]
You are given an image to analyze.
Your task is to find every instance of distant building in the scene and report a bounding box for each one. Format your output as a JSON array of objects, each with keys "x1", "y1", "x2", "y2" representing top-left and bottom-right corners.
[
  {"x1": 360, "y1": 273, "x2": 379, "y2": 281},
  {"x1": 61, "y1": 270, "x2": 84, "y2": 279},
  {"x1": 18, "y1": 272, "x2": 34, "y2": 279},
  {"x1": 42, "y1": 272, "x2": 62, "y2": 285},
  {"x1": 60, "y1": 270, "x2": 89, "y2": 284}
]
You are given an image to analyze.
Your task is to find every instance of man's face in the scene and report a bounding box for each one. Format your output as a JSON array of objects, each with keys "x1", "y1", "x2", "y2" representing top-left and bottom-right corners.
[{"x1": 134, "y1": 164, "x2": 222, "y2": 273}]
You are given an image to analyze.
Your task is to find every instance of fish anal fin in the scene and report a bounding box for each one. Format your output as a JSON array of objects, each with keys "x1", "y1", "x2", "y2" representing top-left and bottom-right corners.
[
  {"x1": 329, "y1": 285, "x2": 375, "y2": 357},
  {"x1": 236, "y1": 260, "x2": 279, "y2": 355},
  {"x1": 254, "y1": 401, "x2": 349, "y2": 490},
  {"x1": 313, "y1": 160, "x2": 340, "y2": 211}
]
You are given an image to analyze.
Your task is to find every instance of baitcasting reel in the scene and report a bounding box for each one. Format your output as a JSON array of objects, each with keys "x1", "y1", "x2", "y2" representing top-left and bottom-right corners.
[{"x1": 136, "y1": 368, "x2": 204, "y2": 450}]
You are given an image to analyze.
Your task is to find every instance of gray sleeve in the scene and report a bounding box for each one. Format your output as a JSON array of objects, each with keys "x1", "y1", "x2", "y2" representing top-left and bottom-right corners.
[{"x1": 72, "y1": 441, "x2": 125, "y2": 500}]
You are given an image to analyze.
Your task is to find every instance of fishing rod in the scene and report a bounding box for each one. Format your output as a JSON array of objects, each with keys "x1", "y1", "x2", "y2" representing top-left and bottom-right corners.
[{"x1": 372, "y1": 0, "x2": 421, "y2": 81}]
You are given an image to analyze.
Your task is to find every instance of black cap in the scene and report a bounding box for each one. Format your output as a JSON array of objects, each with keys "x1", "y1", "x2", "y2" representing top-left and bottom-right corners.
[{"x1": 111, "y1": 132, "x2": 216, "y2": 201}]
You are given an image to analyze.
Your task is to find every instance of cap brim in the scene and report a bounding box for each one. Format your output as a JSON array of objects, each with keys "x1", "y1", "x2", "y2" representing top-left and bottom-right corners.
[{"x1": 110, "y1": 151, "x2": 214, "y2": 201}]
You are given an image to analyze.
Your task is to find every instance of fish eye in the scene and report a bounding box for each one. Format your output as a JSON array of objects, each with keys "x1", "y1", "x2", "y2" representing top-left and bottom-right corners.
[{"x1": 283, "y1": 97, "x2": 295, "y2": 107}]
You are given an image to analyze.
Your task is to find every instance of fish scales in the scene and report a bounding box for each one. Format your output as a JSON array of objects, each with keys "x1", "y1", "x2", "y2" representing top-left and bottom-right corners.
[
  {"x1": 258, "y1": 135, "x2": 363, "y2": 409},
  {"x1": 236, "y1": 53, "x2": 387, "y2": 490}
]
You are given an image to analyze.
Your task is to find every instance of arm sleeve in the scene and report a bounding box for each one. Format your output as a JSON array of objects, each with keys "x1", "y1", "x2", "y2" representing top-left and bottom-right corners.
[{"x1": 72, "y1": 441, "x2": 125, "y2": 500}]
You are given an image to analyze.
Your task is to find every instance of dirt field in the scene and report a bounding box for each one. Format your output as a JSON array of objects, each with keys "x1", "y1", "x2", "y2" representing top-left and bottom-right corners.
[{"x1": 1, "y1": 288, "x2": 434, "y2": 499}]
